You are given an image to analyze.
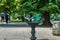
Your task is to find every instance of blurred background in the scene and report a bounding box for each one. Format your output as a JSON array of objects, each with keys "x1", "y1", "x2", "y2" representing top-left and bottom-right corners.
[{"x1": 0, "y1": 0, "x2": 60, "y2": 26}]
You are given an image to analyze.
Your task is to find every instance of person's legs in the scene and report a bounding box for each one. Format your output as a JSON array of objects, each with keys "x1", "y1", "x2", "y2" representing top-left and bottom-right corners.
[
  {"x1": 1, "y1": 17, "x2": 4, "y2": 22},
  {"x1": 6, "y1": 19, "x2": 8, "y2": 24}
]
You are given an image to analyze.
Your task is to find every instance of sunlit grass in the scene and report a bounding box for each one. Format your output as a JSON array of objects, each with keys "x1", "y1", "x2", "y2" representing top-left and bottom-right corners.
[{"x1": 10, "y1": 20, "x2": 27, "y2": 24}]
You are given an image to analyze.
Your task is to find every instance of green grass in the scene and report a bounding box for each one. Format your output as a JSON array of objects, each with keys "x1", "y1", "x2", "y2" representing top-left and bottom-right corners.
[{"x1": 10, "y1": 20, "x2": 27, "y2": 24}]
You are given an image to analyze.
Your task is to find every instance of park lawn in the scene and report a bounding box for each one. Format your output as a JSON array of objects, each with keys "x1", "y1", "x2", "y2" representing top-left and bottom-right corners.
[{"x1": 10, "y1": 20, "x2": 27, "y2": 24}]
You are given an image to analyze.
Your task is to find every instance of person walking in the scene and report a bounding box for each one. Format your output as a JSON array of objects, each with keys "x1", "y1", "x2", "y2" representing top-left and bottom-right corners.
[
  {"x1": 5, "y1": 13, "x2": 9, "y2": 24},
  {"x1": 1, "y1": 12, "x2": 5, "y2": 23}
]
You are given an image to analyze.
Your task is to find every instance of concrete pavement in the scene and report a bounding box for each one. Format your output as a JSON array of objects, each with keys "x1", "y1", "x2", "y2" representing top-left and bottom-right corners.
[{"x1": 0, "y1": 27, "x2": 60, "y2": 40}]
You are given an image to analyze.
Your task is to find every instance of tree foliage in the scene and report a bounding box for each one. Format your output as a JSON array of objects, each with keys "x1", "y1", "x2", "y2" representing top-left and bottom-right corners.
[{"x1": 0, "y1": 0, "x2": 60, "y2": 20}]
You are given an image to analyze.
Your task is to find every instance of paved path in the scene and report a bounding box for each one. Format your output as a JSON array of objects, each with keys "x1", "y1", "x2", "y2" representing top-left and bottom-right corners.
[{"x1": 0, "y1": 27, "x2": 60, "y2": 40}]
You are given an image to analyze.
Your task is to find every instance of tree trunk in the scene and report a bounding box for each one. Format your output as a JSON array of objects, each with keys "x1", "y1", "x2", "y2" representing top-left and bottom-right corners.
[
  {"x1": 21, "y1": 15, "x2": 25, "y2": 22},
  {"x1": 42, "y1": 11, "x2": 52, "y2": 26}
]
